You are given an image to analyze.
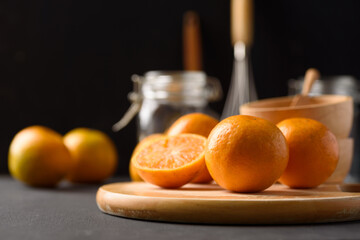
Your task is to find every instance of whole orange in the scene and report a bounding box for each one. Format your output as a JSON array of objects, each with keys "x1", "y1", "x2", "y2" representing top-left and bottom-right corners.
[
  {"x1": 205, "y1": 115, "x2": 289, "y2": 192},
  {"x1": 64, "y1": 128, "x2": 118, "y2": 183},
  {"x1": 129, "y1": 134, "x2": 164, "y2": 181},
  {"x1": 167, "y1": 113, "x2": 219, "y2": 183},
  {"x1": 277, "y1": 118, "x2": 339, "y2": 188},
  {"x1": 166, "y1": 112, "x2": 219, "y2": 137},
  {"x1": 8, "y1": 126, "x2": 72, "y2": 187}
]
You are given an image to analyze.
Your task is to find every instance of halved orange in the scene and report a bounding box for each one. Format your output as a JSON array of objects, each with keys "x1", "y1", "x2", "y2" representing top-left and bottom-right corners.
[
  {"x1": 132, "y1": 134, "x2": 207, "y2": 188},
  {"x1": 129, "y1": 134, "x2": 164, "y2": 181},
  {"x1": 166, "y1": 113, "x2": 218, "y2": 184}
]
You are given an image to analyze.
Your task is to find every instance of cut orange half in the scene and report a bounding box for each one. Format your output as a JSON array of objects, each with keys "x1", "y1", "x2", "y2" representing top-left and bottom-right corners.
[
  {"x1": 129, "y1": 134, "x2": 164, "y2": 182},
  {"x1": 132, "y1": 134, "x2": 207, "y2": 188}
]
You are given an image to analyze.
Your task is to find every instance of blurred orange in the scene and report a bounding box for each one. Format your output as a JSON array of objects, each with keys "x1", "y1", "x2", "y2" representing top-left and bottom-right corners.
[
  {"x1": 8, "y1": 125, "x2": 72, "y2": 187},
  {"x1": 64, "y1": 128, "x2": 118, "y2": 183},
  {"x1": 166, "y1": 112, "x2": 219, "y2": 137}
]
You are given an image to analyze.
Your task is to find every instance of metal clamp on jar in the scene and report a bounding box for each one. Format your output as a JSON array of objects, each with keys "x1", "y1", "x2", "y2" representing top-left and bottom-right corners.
[{"x1": 113, "y1": 71, "x2": 222, "y2": 141}]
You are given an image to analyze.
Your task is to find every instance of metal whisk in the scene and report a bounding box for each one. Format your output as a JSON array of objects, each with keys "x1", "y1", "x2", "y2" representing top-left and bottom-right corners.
[{"x1": 222, "y1": 0, "x2": 257, "y2": 119}]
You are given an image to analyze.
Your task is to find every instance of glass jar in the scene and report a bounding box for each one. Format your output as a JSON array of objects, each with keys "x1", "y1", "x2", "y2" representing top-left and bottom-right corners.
[{"x1": 113, "y1": 71, "x2": 222, "y2": 141}]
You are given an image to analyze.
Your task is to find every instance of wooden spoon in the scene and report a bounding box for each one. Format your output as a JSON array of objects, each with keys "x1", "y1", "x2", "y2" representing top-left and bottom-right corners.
[{"x1": 290, "y1": 68, "x2": 320, "y2": 107}]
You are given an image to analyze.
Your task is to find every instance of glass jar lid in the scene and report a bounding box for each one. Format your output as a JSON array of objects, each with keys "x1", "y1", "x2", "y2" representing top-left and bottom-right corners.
[{"x1": 140, "y1": 71, "x2": 222, "y2": 102}]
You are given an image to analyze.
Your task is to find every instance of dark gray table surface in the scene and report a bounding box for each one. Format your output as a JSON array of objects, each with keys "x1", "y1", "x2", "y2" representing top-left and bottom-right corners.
[{"x1": 1, "y1": 175, "x2": 360, "y2": 240}]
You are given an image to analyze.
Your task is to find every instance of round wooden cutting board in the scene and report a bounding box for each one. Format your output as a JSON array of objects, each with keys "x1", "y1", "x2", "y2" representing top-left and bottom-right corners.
[{"x1": 96, "y1": 182, "x2": 360, "y2": 224}]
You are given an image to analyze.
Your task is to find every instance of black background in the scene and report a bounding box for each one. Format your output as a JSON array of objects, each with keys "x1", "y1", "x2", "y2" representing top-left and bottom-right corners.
[{"x1": 1, "y1": 0, "x2": 360, "y2": 175}]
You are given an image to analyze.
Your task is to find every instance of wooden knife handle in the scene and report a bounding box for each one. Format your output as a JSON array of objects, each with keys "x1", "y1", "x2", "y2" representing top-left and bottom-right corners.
[
  {"x1": 231, "y1": 0, "x2": 253, "y2": 46},
  {"x1": 183, "y1": 11, "x2": 202, "y2": 70}
]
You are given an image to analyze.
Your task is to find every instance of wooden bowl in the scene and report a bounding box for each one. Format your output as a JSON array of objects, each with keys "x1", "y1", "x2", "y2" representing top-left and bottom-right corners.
[
  {"x1": 240, "y1": 95, "x2": 353, "y2": 138},
  {"x1": 326, "y1": 138, "x2": 354, "y2": 184}
]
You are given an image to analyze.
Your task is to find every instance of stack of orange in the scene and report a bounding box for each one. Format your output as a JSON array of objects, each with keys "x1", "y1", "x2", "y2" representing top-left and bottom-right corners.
[{"x1": 131, "y1": 113, "x2": 339, "y2": 192}]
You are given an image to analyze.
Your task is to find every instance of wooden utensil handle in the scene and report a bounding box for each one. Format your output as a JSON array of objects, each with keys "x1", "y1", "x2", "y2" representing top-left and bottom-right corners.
[
  {"x1": 183, "y1": 11, "x2": 202, "y2": 71},
  {"x1": 231, "y1": 0, "x2": 253, "y2": 46},
  {"x1": 302, "y1": 68, "x2": 320, "y2": 95}
]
